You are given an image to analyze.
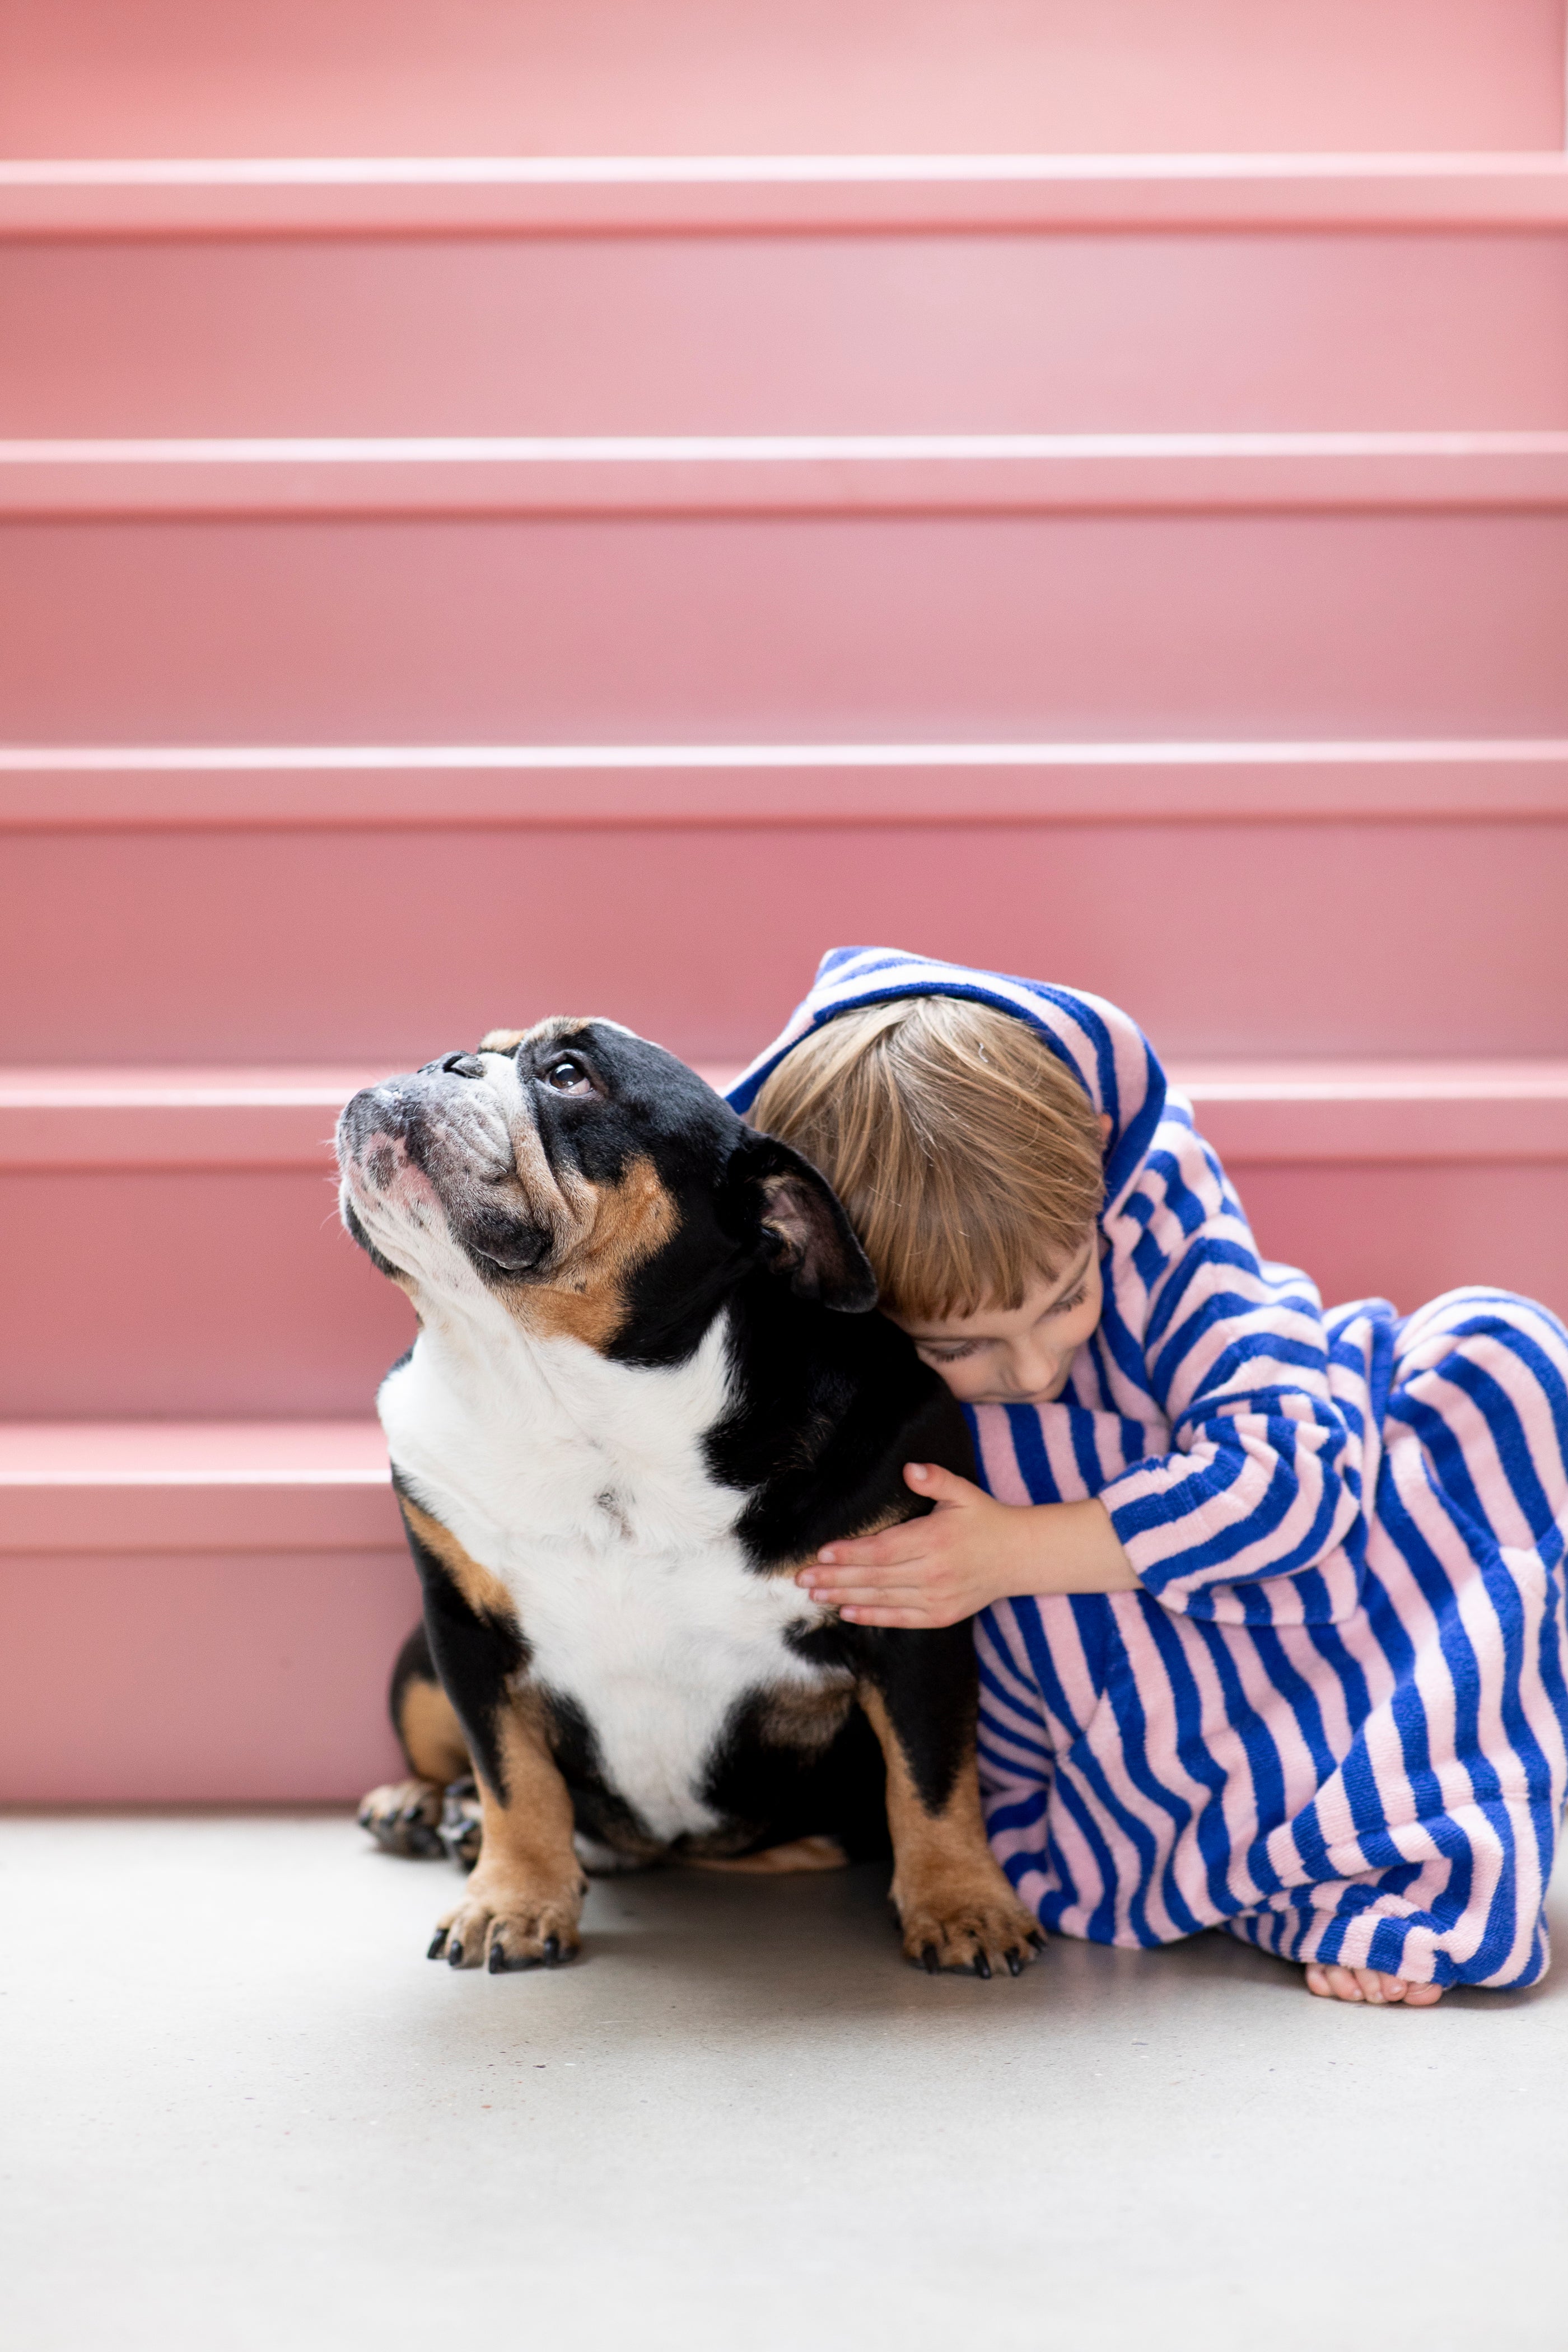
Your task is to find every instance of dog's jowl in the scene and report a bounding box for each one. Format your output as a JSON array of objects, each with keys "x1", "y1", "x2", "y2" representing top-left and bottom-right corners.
[{"x1": 338, "y1": 1018, "x2": 1041, "y2": 1978}]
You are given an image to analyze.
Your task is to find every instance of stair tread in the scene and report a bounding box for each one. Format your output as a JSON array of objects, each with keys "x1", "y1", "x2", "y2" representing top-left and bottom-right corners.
[
  {"x1": 0, "y1": 1417, "x2": 400, "y2": 1551},
  {"x1": 0, "y1": 1417, "x2": 388, "y2": 1483},
  {"x1": 3, "y1": 1060, "x2": 1565, "y2": 1169},
  {"x1": 3, "y1": 738, "x2": 1565, "y2": 828},
  {"x1": 4, "y1": 152, "x2": 1567, "y2": 237},
  {"x1": 3, "y1": 429, "x2": 1566, "y2": 517}
]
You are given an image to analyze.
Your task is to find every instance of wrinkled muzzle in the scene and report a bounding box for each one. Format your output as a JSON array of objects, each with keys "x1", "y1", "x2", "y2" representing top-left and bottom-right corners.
[{"x1": 335, "y1": 1063, "x2": 568, "y2": 1283}]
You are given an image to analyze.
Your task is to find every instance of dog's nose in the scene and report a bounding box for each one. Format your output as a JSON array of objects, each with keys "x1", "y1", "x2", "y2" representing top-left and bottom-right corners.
[{"x1": 426, "y1": 1053, "x2": 486, "y2": 1080}]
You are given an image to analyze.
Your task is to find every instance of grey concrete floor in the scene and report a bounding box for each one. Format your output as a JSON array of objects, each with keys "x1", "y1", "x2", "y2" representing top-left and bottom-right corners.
[{"x1": 2, "y1": 1814, "x2": 1566, "y2": 2351}]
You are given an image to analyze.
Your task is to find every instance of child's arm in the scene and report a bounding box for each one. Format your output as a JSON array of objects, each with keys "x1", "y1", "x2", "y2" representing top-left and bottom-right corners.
[{"x1": 796, "y1": 1460, "x2": 1137, "y2": 1628}]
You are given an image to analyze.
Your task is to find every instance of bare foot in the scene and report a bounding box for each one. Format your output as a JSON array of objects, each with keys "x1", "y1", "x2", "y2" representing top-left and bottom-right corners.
[{"x1": 1304, "y1": 1962, "x2": 1444, "y2": 2007}]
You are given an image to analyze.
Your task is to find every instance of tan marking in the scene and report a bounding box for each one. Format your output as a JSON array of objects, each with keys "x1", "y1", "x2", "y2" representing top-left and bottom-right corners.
[
  {"x1": 860, "y1": 1684, "x2": 1041, "y2": 1973},
  {"x1": 398, "y1": 1494, "x2": 517, "y2": 1623},
  {"x1": 436, "y1": 1688, "x2": 588, "y2": 1969},
  {"x1": 397, "y1": 1674, "x2": 470, "y2": 1786},
  {"x1": 758, "y1": 1678, "x2": 856, "y2": 1755},
  {"x1": 505, "y1": 1151, "x2": 678, "y2": 1351},
  {"x1": 478, "y1": 1028, "x2": 527, "y2": 1052},
  {"x1": 685, "y1": 1835, "x2": 848, "y2": 1875}
]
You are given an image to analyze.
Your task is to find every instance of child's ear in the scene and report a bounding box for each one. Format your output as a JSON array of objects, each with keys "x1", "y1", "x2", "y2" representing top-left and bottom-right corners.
[
  {"x1": 729, "y1": 1133, "x2": 878, "y2": 1313},
  {"x1": 1099, "y1": 1113, "x2": 1113, "y2": 1147}
]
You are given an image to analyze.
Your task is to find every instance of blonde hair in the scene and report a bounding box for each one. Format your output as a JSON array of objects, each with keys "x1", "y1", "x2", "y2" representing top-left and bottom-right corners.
[{"x1": 748, "y1": 996, "x2": 1104, "y2": 1323}]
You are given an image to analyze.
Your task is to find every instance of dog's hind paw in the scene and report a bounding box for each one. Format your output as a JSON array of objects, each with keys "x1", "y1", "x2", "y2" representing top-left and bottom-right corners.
[
  {"x1": 438, "y1": 1777, "x2": 483, "y2": 1870},
  {"x1": 358, "y1": 1778, "x2": 447, "y2": 1859}
]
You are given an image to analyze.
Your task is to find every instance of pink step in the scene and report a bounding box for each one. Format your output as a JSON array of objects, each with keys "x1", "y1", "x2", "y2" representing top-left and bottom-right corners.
[
  {"x1": 1, "y1": 746, "x2": 1562, "y2": 1067},
  {"x1": 0, "y1": 1420, "x2": 412, "y2": 1802},
  {"x1": 6, "y1": 433, "x2": 1568, "y2": 514},
  {"x1": 6, "y1": 154, "x2": 1568, "y2": 238},
  {"x1": 4, "y1": 1062, "x2": 1566, "y2": 1421},
  {"x1": 2, "y1": 509, "x2": 1565, "y2": 745},
  {"x1": 1, "y1": 1, "x2": 1560, "y2": 155},
  {"x1": 7, "y1": 154, "x2": 1568, "y2": 239},
  {"x1": 4, "y1": 174, "x2": 1565, "y2": 438}
]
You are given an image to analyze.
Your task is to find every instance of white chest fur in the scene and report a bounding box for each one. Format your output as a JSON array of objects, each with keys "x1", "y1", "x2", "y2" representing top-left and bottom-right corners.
[{"x1": 378, "y1": 1300, "x2": 834, "y2": 1842}]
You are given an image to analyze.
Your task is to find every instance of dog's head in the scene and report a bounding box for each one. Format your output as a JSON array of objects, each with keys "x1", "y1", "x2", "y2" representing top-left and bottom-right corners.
[{"x1": 336, "y1": 1018, "x2": 876, "y2": 1358}]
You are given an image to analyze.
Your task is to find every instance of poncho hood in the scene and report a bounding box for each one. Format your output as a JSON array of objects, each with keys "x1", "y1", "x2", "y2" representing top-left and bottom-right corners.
[{"x1": 725, "y1": 945, "x2": 1168, "y2": 1220}]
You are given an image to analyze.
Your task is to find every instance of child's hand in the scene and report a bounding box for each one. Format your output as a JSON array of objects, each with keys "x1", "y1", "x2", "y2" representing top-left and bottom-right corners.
[
  {"x1": 795, "y1": 1468, "x2": 1141, "y2": 1626},
  {"x1": 795, "y1": 1462, "x2": 1038, "y2": 1628}
]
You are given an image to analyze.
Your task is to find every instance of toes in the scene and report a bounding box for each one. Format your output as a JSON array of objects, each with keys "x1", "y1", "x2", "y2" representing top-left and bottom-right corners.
[{"x1": 904, "y1": 1904, "x2": 1043, "y2": 1979}]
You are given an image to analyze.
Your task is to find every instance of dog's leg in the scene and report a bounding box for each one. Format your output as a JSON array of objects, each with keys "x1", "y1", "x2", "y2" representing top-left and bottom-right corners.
[
  {"x1": 359, "y1": 1622, "x2": 470, "y2": 1858},
  {"x1": 397, "y1": 1497, "x2": 587, "y2": 1970},
  {"x1": 430, "y1": 1688, "x2": 587, "y2": 1972},
  {"x1": 860, "y1": 1651, "x2": 1042, "y2": 1979}
]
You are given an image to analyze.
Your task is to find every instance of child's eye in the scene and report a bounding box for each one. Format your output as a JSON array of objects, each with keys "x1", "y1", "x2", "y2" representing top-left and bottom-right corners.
[
  {"x1": 921, "y1": 1342, "x2": 977, "y2": 1364},
  {"x1": 1046, "y1": 1285, "x2": 1089, "y2": 1318}
]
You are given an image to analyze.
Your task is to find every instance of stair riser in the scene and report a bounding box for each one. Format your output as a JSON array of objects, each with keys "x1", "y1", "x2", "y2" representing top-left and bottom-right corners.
[
  {"x1": 6, "y1": 1156, "x2": 1565, "y2": 1419},
  {"x1": 5, "y1": 232, "x2": 1564, "y2": 437},
  {"x1": 3, "y1": 0, "x2": 1561, "y2": 156},
  {"x1": 4, "y1": 819, "x2": 1564, "y2": 1066},
  {"x1": 3, "y1": 512, "x2": 1566, "y2": 740},
  {"x1": 0, "y1": 1547, "x2": 413, "y2": 1802}
]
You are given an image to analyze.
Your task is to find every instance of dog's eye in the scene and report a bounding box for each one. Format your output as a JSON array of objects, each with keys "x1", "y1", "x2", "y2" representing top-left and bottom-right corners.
[{"x1": 543, "y1": 1056, "x2": 592, "y2": 1095}]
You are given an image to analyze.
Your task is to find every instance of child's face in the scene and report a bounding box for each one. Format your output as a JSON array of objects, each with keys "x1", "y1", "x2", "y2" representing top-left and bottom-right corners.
[{"x1": 890, "y1": 1234, "x2": 1103, "y2": 1407}]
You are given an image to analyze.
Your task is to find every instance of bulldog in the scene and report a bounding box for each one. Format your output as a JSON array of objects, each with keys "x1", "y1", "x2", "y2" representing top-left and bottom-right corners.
[{"x1": 337, "y1": 1018, "x2": 1041, "y2": 1978}]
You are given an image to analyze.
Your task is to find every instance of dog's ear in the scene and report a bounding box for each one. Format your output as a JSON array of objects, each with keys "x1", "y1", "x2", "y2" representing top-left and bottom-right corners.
[
  {"x1": 731, "y1": 1132, "x2": 878, "y2": 1313},
  {"x1": 478, "y1": 1028, "x2": 527, "y2": 1053}
]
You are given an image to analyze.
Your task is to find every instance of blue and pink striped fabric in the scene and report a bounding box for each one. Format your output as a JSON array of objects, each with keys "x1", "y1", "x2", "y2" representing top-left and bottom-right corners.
[{"x1": 729, "y1": 948, "x2": 1568, "y2": 1986}]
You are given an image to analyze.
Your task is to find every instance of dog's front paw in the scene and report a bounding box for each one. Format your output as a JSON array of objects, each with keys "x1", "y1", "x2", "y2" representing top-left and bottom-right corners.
[
  {"x1": 358, "y1": 1777, "x2": 447, "y2": 1858},
  {"x1": 429, "y1": 1870, "x2": 587, "y2": 1973},
  {"x1": 894, "y1": 1866, "x2": 1044, "y2": 1980}
]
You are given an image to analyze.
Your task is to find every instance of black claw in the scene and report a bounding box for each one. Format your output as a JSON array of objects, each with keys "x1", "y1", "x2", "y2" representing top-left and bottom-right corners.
[
  {"x1": 487, "y1": 1940, "x2": 509, "y2": 1974},
  {"x1": 1005, "y1": 1948, "x2": 1024, "y2": 1977},
  {"x1": 921, "y1": 1943, "x2": 941, "y2": 1975},
  {"x1": 427, "y1": 1929, "x2": 448, "y2": 1961},
  {"x1": 973, "y1": 1950, "x2": 993, "y2": 1980},
  {"x1": 446, "y1": 1937, "x2": 465, "y2": 1968},
  {"x1": 542, "y1": 1935, "x2": 561, "y2": 1966},
  {"x1": 1027, "y1": 1931, "x2": 1047, "y2": 1952}
]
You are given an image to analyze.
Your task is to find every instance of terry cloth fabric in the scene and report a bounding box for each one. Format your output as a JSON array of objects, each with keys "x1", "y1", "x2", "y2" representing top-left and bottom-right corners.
[{"x1": 729, "y1": 947, "x2": 1568, "y2": 1987}]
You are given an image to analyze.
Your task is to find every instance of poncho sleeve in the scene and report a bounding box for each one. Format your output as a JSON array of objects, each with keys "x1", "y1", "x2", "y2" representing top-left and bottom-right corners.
[{"x1": 1095, "y1": 1118, "x2": 1366, "y2": 1627}]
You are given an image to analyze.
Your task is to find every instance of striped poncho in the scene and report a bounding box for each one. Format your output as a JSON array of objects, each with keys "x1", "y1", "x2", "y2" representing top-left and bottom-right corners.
[{"x1": 729, "y1": 948, "x2": 1568, "y2": 1989}]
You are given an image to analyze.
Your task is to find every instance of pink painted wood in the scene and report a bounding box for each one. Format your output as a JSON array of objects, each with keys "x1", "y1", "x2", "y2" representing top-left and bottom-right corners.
[
  {"x1": 4, "y1": 156, "x2": 1568, "y2": 240},
  {"x1": 0, "y1": 1547, "x2": 415, "y2": 1802},
  {"x1": 1, "y1": 0, "x2": 1561, "y2": 157},
  {"x1": 3, "y1": 230, "x2": 1566, "y2": 437},
  {"x1": 4, "y1": 811, "x2": 1564, "y2": 1066},
  {"x1": 4, "y1": 1, "x2": 1564, "y2": 1802},
  {"x1": 3, "y1": 514, "x2": 1565, "y2": 743}
]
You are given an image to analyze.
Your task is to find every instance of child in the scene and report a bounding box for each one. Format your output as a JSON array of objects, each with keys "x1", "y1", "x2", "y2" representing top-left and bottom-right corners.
[{"x1": 731, "y1": 948, "x2": 1568, "y2": 2006}]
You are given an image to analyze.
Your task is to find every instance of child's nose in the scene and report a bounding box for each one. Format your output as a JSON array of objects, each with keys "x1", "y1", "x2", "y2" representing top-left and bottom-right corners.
[{"x1": 1008, "y1": 1340, "x2": 1061, "y2": 1396}]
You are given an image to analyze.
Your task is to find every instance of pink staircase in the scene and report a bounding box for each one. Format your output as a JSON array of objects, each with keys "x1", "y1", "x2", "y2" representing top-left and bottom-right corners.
[{"x1": 3, "y1": 0, "x2": 1566, "y2": 1802}]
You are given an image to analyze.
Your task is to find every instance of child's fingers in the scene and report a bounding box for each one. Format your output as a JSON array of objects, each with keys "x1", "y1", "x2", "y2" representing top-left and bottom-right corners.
[
  {"x1": 808, "y1": 1526, "x2": 932, "y2": 1570},
  {"x1": 806, "y1": 1575, "x2": 935, "y2": 1608},
  {"x1": 838, "y1": 1602, "x2": 956, "y2": 1628},
  {"x1": 904, "y1": 1461, "x2": 986, "y2": 1506}
]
